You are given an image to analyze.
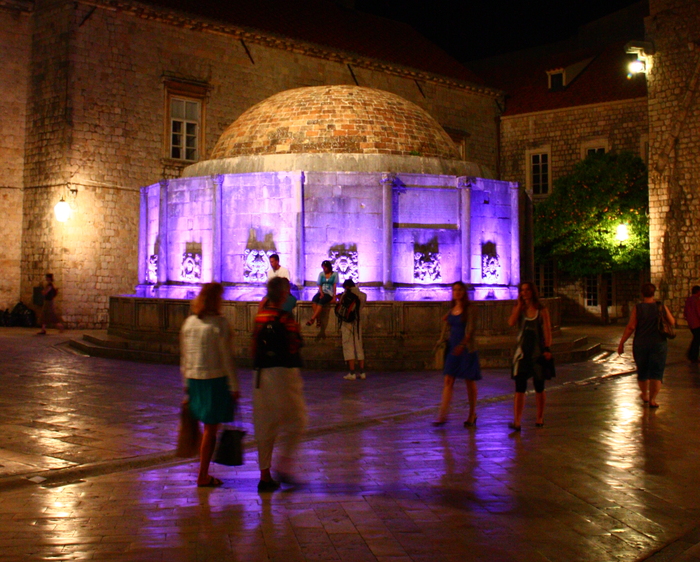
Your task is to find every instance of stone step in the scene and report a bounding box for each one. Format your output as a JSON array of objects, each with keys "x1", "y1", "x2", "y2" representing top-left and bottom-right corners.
[{"x1": 69, "y1": 331, "x2": 602, "y2": 371}]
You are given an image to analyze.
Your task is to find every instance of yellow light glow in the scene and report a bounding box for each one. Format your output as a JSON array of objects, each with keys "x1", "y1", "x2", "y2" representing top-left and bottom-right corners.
[
  {"x1": 628, "y1": 59, "x2": 646, "y2": 74},
  {"x1": 616, "y1": 223, "x2": 629, "y2": 242},
  {"x1": 54, "y1": 198, "x2": 71, "y2": 222}
]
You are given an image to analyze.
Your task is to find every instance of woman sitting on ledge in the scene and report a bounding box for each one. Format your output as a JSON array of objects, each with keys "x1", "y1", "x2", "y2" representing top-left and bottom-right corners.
[{"x1": 306, "y1": 260, "x2": 337, "y2": 327}]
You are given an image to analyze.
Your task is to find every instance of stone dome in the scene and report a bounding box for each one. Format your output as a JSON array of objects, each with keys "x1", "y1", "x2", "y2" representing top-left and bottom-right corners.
[{"x1": 209, "y1": 85, "x2": 460, "y2": 160}]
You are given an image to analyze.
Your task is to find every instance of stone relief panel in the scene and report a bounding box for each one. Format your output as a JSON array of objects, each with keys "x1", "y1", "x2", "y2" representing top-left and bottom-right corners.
[
  {"x1": 243, "y1": 250, "x2": 276, "y2": 282},
  {"x1": 181, "y1": 253, "x2": 202, "y2": 282},
  {"x1": 414, "y1": 238, "x2": 441, "y2": 282},
  {"x1": 329, "y1": 244, "x2": 358, "y2": 285},
  {"x1": 147, "y1": 255, "x2": 158, "y2": 285},
  {"x1": 481, "y1": 241, "x2": 501, "y2": 284}
]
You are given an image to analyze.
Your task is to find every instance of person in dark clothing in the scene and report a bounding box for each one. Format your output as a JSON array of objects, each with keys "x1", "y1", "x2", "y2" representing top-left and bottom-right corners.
[
  {"x1": 684, "y1": 285, "x2": 700, "y2": 363},
  {"x1": 507, "y1": 282, "x2": 553, "y2": 430},
  {"x1": 618, "y1": 283, "x2": 675, "y2": 408}
]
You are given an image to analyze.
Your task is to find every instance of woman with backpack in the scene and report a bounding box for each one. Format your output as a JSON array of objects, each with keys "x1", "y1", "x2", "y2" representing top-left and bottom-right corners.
[
  {"x1": 433, "y1": 281, "x2": 481, "y2": 427},
  {"x1": 180, "y1": 282, "x2": 239, "y2": 487},
  {"x1": 37, "y1": 273, "x2": 64, "y2": 334}
]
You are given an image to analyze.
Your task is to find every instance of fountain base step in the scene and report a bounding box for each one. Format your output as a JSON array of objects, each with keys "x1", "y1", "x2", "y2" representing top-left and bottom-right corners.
[{"x1": 69, "y1": 331, "x2": 600, "y2": 371}]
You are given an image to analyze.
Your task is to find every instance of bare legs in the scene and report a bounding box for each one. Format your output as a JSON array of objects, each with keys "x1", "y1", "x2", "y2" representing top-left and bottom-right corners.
[
  {"x1": 465, "y1": 380, "x2": 477, "y2": 424},
  {"x1": 512, "y1": 391, "x2": 545, "y2": 428},
  {"x1": 436, "y1": 376, "x2": 455, "y2": 423},
  {"x1": 535, "y1": 392, "x2": 545, "y2": 425},
  {"x1": 512, "y1": 392, "x2": 525, "y2": 428},
  {"x1": 436, "y1": 377, "x2": 477, "y2": 424},
  {"x1": 308, "y1": 301, "x2": 322, "y2": 325},
  {"x1": 638, "y1": 379, "x2": 649, "y2": 403},
  {"x1": 649, "y1": 380, "x2": 662, "y2": 407},
  {"x1": 197, "y1": 423, "x2": 219, "y2": 486}
]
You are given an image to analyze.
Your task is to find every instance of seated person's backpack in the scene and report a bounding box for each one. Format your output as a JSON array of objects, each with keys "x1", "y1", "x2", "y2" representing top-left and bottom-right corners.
[{"x1": 335, "y1": 290, "x2": 360, "y2": 324}]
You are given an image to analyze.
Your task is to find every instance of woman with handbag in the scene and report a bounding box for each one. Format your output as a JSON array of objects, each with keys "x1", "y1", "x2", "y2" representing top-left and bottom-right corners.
[
  {"x1": 617, "y1": 283, "x2": 675, "y2": 408},
  {"x1": 508, "y1": 282, "x2": 553, "y2": 431},
  {"x1": 180, "y1": 282, "x2": 239, "y2": 487},
  {"x1": 433, "y1": 281, "x2": 481, "y2": 427}
]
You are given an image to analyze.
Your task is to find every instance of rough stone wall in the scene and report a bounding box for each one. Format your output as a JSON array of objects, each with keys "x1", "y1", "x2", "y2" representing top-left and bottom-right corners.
[
  {"x1": 646, "y1": 0, "x2": 700, "y2": 314},
  {"x1": 19, "y1": 0, "x2": 501, "y2": 327},
  {"x1": 500, "y1": 99, "x2": 648, "y2": 187},
  {"x1": 0, "y1": 4, "x2": 30, "y2": 309},
  {"x1": 555, "y1": 270, "x2": 648, "y2": 323},
  {"x1": 500, "y1": 99, "x2": 649, "y2": 320}
]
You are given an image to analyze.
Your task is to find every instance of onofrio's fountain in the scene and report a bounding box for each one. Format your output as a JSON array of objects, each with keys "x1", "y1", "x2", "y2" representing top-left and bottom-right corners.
[{"x1": 103, "y1": 86, "x2": 552, "y2": 369}]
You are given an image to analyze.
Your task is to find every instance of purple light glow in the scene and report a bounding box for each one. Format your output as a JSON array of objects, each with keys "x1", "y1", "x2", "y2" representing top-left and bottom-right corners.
[{"x1": 136, "y1": 172, "x2": 520, "y2": 301}]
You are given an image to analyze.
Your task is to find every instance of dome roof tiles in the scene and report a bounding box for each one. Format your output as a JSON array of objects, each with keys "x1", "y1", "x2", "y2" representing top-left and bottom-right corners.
[{"x1": 209, "y1": 86, "x2": 460, "y2": 160}]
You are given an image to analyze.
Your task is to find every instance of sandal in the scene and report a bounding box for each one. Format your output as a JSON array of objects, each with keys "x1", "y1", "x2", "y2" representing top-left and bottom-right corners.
[{"x1": 197, "y1": 476, "x2": 223, "y2": 488}]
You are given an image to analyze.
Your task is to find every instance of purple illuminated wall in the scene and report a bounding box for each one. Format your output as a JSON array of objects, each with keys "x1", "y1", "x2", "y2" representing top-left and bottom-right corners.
[{"x1": 137, "y1": 172, "x2": 519, "y2": 301}]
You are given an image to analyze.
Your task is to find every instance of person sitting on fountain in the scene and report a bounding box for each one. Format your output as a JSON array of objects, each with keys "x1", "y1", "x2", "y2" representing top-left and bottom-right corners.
[{"x1": 307, "y1": 260, "x2": 338, "y2": 327}]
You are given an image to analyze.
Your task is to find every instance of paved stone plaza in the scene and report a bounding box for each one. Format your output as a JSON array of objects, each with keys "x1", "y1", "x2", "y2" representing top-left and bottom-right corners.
[{"x1": 1, "y1": 327, "x2": 700, "y2": 561}]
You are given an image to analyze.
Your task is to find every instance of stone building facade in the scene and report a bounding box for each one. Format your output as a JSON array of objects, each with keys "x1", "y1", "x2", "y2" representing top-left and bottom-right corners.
[
  {"x1": 1, "y1": 0, "x2": 501, "y2": 327},
  {"x1": 471, "y1": 11, "x2": 652, "y2": 321},
  {"x1": 646, "y1": 0, "x2": 700, "y2": 316},
  {"x1": 0, "y1": 2, "x2": 30, "y2": 311}
]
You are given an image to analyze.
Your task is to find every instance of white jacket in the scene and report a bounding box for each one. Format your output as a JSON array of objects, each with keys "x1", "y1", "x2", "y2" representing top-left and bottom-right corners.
[{"x1": 180, "y1": 314, "x2": 238, "y2": 392}]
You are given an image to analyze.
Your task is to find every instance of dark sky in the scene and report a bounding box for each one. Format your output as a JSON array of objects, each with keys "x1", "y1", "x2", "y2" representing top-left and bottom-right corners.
[{"x1": 355, "y1": 0, "x2": 644, "y2": 61}]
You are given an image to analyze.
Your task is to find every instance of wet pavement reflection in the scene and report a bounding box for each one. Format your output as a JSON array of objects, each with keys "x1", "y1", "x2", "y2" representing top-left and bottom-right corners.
[{"x1": 0, "y1": 327, "x2": 699, "y2": 560}]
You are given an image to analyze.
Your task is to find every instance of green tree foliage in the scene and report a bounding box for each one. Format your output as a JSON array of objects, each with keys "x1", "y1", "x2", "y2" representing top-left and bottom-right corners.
[{"x1": 534, "y1": 152, "x2": 649, "y2": 277}]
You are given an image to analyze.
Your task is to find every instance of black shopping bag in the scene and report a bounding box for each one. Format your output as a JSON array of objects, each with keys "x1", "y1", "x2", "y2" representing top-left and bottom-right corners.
[
  {"x1": 214, "y1": 427, "x2": 246, "y2": 466},
  {"x1": 175, "y1": 402, "x2": 201, "y2": 458}
]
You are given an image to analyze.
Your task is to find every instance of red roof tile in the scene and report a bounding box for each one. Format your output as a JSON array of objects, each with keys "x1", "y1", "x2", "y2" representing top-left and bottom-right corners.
[
  {"x1": 139, "y1": 0, "x2": 485, "y2": 86},
  {"x1": 470, "y1": 41, "x2": 646, "y2": 115}
]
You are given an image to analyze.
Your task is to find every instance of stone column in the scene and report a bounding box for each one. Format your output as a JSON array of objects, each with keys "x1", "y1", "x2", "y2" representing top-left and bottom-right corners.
[
  {"x1": 509, "y1": 181, "x2": 521, "y2": 287},
  {"x1": 459, "y1": 177, "x2": 472, "y2": 284},
  {"x1": 381, "y1": 173, "x2": 394, "y2": 289},
  {"x1": 157, "y1": 180, "x2": 169, "y2": 284},
  {"x1": 293, "y1": 172, "x2": 305, "y2": 289},
  {"x1": 138, "y1": 186, "x2": 148, "y2": 285},
  {"x1": 211, "y1": 175, "x2": 223, "y2": 282},
  {"x1": 519, "y1": 187, "x2": 534, "y2": 285}
]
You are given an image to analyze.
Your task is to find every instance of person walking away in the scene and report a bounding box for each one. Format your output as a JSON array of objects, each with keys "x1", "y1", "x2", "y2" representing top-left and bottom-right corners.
[
  {"x1": 37, "y1": 273, "x2": 64, "y2": 334},
  {"x1": 253, "y1": 277, "x2": 308, "y2": 491},
  {"x1": 618, "y1": 283, "x2": 675, "y2": 408},
  {"x1": 684, "y1": 285, "x2": 700, "y2": 363},
  {"x1": 507, "y1": 282, "x2": 554, "y2": 430},
  {"x1": 306, "y1": 260, "x2": 337, "y2": 326},
  {"x1": 336, "y1": 279, "x2": 367, "y2": 380},
  {"x1": 180, "y1": 282, "x2": 239, "y2": 487},
  {"x1": 433, "y1": 281, "x2": 482, "y2": 427}
]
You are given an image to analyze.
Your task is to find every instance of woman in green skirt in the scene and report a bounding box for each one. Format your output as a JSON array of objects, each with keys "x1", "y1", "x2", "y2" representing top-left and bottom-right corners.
[{"x1": 180, "y1": 283, "x2": 239, "y2": 487}]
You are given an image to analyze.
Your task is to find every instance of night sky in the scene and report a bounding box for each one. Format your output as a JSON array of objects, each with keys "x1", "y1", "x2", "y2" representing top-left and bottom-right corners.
[{"x1": 355, "y1": 0, "x2": 644, "y2": 61}]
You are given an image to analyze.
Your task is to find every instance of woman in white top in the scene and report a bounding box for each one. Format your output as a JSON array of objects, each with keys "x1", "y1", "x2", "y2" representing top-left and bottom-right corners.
[{"x1": 181, "y1": 282, "x2": 239, "y2": 487}]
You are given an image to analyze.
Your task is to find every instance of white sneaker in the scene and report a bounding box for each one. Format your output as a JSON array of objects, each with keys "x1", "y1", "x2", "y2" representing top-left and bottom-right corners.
[
  {"x1": 358, "y1": 372, "x2": 366, "y2": 380},
  {"x1": 343, "y1": 373, "x2": 356, "y2": 380}
]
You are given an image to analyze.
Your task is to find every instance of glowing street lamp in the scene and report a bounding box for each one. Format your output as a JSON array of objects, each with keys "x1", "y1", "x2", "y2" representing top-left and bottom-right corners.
[
  {"x1": 616, "y1": 223, "x2": 629, "y2": 242},
  {"x1": 54, "y1": 197, "x2": 71, "y2": 222}
]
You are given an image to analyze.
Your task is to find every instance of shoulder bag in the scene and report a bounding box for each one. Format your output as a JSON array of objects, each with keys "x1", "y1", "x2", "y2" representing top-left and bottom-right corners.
[{"x1": 657, "y1": 301, "x2": 676, "y2": 339}]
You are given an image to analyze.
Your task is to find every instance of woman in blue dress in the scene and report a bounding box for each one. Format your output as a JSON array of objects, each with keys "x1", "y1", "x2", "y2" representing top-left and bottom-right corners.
[{"x1": 434, "y1": 281, "x2": 482, "y2": 427}]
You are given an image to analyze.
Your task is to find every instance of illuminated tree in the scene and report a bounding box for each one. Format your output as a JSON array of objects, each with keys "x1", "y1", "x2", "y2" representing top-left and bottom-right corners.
[{"x1": 534, "y1": 152, "x2": 649, "y2": 323}]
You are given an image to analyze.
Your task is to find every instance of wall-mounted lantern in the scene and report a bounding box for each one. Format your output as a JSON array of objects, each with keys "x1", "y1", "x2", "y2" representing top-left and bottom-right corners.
[
  {"x1": 625, "y1": 41, "x2": 655, "y2": 77},
  {"x1": 54, "y1": 183, "x2": 78, "y2": 222}
]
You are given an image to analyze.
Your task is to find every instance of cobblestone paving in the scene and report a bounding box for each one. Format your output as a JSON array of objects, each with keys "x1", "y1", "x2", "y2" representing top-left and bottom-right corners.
[{"x1": 1, "y1": 327, "x2": 699, "y2": 560}]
